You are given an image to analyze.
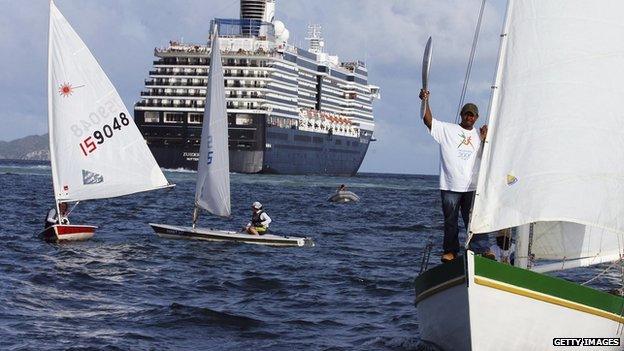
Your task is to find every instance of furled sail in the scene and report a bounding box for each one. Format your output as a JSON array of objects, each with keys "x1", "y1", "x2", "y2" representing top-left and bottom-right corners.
[
  {"x1": 194, "y1": 28, "x2": 231, "y2": 217},
  {"x1": 48, "y1": 1, "x2": 169, "y2": 203},
  {"x1": 469, "y1": 0, "x2": 624, "y2": 267}
]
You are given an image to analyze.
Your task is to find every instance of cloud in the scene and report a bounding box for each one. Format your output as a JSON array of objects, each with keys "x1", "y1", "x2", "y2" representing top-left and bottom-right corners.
[{"x1": 0, "y1": 0, "x2": 506, "y2": 175}]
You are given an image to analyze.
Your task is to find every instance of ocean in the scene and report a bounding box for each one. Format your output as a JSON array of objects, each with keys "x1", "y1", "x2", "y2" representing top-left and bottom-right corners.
[{"x1": 0, "y1": 160, "x2": 619, "y2": 350}]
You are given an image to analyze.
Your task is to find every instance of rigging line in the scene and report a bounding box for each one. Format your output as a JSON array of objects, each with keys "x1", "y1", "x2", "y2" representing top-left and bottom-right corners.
[
  {"x1": 581, "y1": 259, "x2": 621, "y2": 286},
  {"x1": 460, "y1": 0, "x2": 488, "y2": 249},
  {"x1": 455, "y1": 0, "x2": 487, "y2": 124}
]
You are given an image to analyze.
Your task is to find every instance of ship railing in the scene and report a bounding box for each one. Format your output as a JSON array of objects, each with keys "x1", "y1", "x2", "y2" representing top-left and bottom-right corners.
[
  {"x1": 150, "y1": 71, "x2": 210, "y2": 77},
  {"x1": 153, "y1": 59, "x2": 210, "y2": 66}
]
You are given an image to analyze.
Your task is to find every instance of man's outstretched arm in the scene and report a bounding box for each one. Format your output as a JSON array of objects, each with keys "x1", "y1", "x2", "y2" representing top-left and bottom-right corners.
[{"x1": 419, "y1": 89, "x2": 432, "y2": 130}]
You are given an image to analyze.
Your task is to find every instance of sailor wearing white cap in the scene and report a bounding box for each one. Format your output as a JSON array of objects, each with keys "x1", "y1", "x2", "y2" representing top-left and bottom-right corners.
[{"x1": 243, "y1": 201, "x2": 272, "y2": 235}]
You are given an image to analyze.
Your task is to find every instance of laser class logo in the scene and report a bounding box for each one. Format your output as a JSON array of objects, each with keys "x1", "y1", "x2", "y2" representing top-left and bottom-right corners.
[
  {"x1": 82, "y1": 170, "x2": 103, "y2": 185},
  {"x1": 58, "y1": 82, "x2": 85, "y2": 97},
  {"x1": 506, "y1": 173, "x2": 518, "y2": 186}
]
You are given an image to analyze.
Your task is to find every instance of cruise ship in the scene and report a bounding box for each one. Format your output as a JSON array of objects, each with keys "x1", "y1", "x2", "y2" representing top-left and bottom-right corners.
[{"x1": 134, "y1": 0, "x2": 380, "y2": 175}]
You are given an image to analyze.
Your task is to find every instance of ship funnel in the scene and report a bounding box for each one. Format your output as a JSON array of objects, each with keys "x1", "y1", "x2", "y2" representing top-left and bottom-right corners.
[
  {"x1": 240, "y1": 0, "x2": 275, "y2": 36},
  {"x1": 240, "y1": 0, "x2": 275, "y2": 22}
]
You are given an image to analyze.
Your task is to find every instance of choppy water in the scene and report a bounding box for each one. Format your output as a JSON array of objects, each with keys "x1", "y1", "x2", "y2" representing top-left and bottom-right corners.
[{"x1": 0, "y1": 160, "x2": 619, "y2": 350}]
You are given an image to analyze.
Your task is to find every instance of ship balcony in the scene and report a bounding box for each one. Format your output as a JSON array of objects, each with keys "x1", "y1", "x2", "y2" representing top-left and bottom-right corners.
[
  {"x1": 225, "y1": 81, "x2": 266, "y2": 88},
  {"x1": 153, "y1": 59, "x2": 209, "y2": 66},
  {"x1": 145, "y1": 78, "x2": 208, "y2": 87},
  {"x1": 227, "y1": 92, "x2": 263, "y2": 99},
  {"x1": 134, "y1": 99, "x2": 267, "y2": 111},
  {"x1": 140, "y1": 90, "x2": 207, "y2": 98},
  {"x1": 149, "y1": 70, "x2": 209, "y2": 77},
  {"x1": 136, "y1": 99, "x2": 207, "y2": 109}
]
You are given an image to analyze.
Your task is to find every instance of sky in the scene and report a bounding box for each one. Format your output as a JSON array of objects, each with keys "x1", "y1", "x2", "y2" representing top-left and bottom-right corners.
[{"x1": 0, "y1": 0, "x2": 507, "y2": 175}]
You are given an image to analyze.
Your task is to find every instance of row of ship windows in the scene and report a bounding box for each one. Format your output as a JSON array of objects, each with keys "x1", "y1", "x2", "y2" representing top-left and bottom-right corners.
[
  {"x1": 141, "y1": 85, "x2": 364, "y2": 104},
  {"x1": 145, "y1": 112, "x2": 258, "y2": 126},
  {"x1": 150, "y1": 68, "x2": 271, "y2": 78},
  {"x1": 267, "y1": 132, "x2": 362, "y2": 147},
  {"x1": 141, "y1": 89, "x2": 264, "y2": 98},
  {"x1": 140, "y1": 98, "x2": 262, "y2": 114},
  {"x1": 268, "y1": 116, "x2": 360, "y2": 137},
  {"x1": 145, "y1": 77, "x2": 372, "y2": 97},
  {"x1": 146, "y1": 78, "x2": 268, "y2": 88},
  {"x1": 157, "y1": 57, "x2": 269, "y2": 67},
  {"x1": 146, "y1": 138, "x2": 260, "y2": 150},
  {"x1": 137, "y1": 99, "x2": 372, "y2": 119}
]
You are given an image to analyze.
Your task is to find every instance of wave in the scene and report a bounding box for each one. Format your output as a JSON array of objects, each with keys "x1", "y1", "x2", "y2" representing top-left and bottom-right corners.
[
  {"x1": 162, "y1": 167, "x2": 196, "y2": 173},
  {"x1": 163, "y1": 303, "x2": 264, "y2": 330}
]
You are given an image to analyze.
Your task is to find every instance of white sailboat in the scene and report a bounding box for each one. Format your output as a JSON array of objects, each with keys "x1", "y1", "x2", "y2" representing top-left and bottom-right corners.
[
  {"x1": 149, "y1": 29, "x2": 313, "y2": 248},
  {"x1": 414, "y1": 1, "x2": 624, "y2": 350},
  {"x1": 41, "y1": 1, "x2": 172, "y2": 242}
]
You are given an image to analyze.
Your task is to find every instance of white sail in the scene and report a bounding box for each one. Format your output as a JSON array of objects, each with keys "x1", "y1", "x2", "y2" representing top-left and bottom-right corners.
[
  {"x1": 530, "y1": 222, "x2": 623, "y2": 272},
  {"x1": 194, "y1": 29, "x2": 231, "y2": 217},
  {"x1": 470, "y1": 1, "x2": 624, "y2": 266},
  {"x1": 48, "y1": 1, "x2": 169, "y2": 203}
]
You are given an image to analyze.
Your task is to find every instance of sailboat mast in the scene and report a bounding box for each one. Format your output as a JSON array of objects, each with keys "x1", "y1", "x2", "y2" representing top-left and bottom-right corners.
[
  {"x1": 192, "y1": 205, "x2": 199, "y2": 229},
  {"x1": 47, "y1": 1, "x2": 62, "y2": 205},
  {"x1": 515, "y1": 224, "x2": 531, "y2": 269},
  {"x1": 466, "y1": 0, "x2": 515, "y2": 245}
]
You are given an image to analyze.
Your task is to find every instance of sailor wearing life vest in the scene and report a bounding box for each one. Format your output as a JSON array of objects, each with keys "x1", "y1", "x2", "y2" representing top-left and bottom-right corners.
[
  {"x1": 44, "y1": 202, "x2": 70, "y2": 229},
  {"x1": 244, "y1": 201, "x2": 272, "y2": 235}
]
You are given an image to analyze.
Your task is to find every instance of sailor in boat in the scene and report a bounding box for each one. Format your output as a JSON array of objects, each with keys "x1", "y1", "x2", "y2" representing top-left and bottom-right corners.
[
  {"x1": 44, "y1": 202, "x2": 69, "y2": 228},
  {"x1": 487, "y1": 228, "x2": 515, "y2": 265},
  {"x1": 328, "y1": 184, "x2": 360, "y2": 203},
  {"x1": 243, "y1": 202, "x2": 272, "y2": 235},
  {"x1": 419, "y1": 89, "x2": 490, "y2": 262}
]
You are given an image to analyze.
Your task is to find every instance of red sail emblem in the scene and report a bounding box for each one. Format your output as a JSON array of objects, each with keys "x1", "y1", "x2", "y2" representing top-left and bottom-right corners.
[{"x1": 58, "y1": 83, "x2": 74, "y2": 97}]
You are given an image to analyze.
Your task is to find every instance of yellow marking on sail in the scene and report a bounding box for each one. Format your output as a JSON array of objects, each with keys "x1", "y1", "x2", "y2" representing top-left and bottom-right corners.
[{"x1": 474, "y1": 276, "x2": 624, "y2": 324}]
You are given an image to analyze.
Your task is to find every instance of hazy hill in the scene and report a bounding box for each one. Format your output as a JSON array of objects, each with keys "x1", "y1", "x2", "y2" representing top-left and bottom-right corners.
[{"x1": 0, "y1": 134, "x2": 49, "y2": 161}]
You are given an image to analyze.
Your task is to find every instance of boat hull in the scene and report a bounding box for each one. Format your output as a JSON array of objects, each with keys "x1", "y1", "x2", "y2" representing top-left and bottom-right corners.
[
  {"x1": 328, "y1": 190, "x2": 360, "y2": 203},
  {"x1": 414, "y1": 252, "x2": 624, "y2": 351},
  {"x1": 150, "y1": 223, "x2": 313, "y2": 247},
  {"x1": 40, "y1": 224, "x2": 97, "y2": 242},
  {"x1": 139, "y1": 126, "x2": 370, "y2": 176}
]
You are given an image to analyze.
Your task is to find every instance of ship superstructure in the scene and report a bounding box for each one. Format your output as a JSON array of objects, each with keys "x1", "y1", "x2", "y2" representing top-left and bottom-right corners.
[{"x1": 134, "y1": 0, "x2": 380, "y2": 175}]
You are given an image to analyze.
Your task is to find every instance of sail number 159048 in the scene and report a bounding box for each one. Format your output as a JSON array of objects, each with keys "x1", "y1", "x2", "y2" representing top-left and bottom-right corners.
[{"x1": 79, "y1": 113, "x2": 130, "y2": 156}]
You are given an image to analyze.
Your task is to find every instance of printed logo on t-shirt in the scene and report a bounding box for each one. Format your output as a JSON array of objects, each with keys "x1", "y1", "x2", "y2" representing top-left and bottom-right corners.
[
  {"x1": 457, "y1": 132, "x2": 475, "y2": 160},
  {"x1": 457, "y1": 132, "x2": 475, "y2": 149}
]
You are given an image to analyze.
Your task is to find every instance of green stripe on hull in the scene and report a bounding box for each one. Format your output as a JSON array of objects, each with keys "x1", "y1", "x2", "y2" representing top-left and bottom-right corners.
[
  {"x1": 474, "y1": 255, "x2": 624, "y2": 317},
  {"x1": 414, "y1": 256, "x2": 466, "y2": 304}
]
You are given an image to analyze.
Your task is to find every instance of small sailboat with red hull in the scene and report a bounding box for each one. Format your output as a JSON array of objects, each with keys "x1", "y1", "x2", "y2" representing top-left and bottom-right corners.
[{"x1": 40, "y1": 1, "x2": 172, "y2": 242}]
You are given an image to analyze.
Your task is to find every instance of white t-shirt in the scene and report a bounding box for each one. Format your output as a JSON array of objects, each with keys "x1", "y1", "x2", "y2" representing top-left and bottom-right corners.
[{"x1": 430, "y1": 118, "x2": 482, "y2": 192}]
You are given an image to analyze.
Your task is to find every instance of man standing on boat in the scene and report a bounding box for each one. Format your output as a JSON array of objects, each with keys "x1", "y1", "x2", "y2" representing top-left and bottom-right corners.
[
  {"x1": 244, "y1": 201, "x2": 272, "y2": 235},
  {"x1": 44, "y1": 202, "x2": 69, "y2": 228},
  {"x1": 419, "y1": 89, "x2": 489, "y2": 262}
]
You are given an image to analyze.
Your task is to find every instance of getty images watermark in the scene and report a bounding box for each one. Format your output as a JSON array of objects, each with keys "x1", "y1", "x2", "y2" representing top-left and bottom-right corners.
[{"x1": 553, "y1": 338, "x2": 620, "y2": 347}]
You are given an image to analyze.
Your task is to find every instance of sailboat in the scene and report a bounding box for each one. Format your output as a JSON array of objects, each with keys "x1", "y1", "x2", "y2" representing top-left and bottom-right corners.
[
  {"x1": 414, "y1": 1, "x2": 624, "y2": 350},
  {"x1": 149, "y1": 28, "x2": 313, "y2": 248},
  {"x1": 41, "y1": 1, "x2": 172, "y2": 242}
]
